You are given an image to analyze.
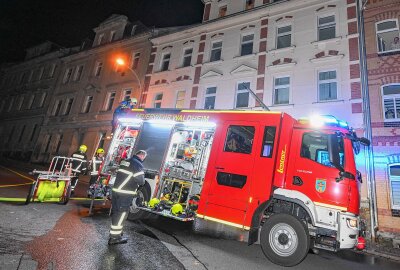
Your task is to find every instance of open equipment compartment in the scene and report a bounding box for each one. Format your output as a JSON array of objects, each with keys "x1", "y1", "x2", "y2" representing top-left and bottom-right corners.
[{"x1": 139, "y1": 121, "x2": 215, "y2": 221}]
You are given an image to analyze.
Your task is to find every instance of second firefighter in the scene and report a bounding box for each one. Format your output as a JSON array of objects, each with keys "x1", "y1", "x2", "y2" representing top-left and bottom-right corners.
[{"x1": 108, "y1": 150, "x2": 147, "y2": 245}]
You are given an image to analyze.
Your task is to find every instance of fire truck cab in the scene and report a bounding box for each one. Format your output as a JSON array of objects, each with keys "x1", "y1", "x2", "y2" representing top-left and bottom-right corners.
[{"x1": 102, "y1": 108, "x2": 368, "y2": 266}]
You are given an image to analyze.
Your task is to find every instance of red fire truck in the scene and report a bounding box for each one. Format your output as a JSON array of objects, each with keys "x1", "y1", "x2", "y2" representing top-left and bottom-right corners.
[{"x1": 102, "y1": 108, "x2": 369, "y2": 266}]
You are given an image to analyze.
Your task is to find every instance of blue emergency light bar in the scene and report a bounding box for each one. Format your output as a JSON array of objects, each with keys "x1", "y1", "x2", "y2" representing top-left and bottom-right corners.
[{"x1": 301, "y1": 115, "x2": 349, "y2": 129}]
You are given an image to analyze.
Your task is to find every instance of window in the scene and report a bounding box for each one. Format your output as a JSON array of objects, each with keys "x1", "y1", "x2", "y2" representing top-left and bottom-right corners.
[
  {"x1": 224, "y1": 125, "x2": 255, "y2": 154},
  {"x1": 55, "y1": 134, "x2": 63, "y2": 154},
  {"x1": 38, "y1": 92, "x2": 47, "y2": 108},
  {"x1": 182, "y1": 48, "x2": 193, "y2": 67},
  {"x1": 235, "y1": 82, "x2": 250, "y2": 108},
  {"x1": 82, "y1": 95, "x2": 93, "y2": 113},
  {"x1": 19, "y1": 72, "x2": 26, "y2": 85},
  {"x1": 105, "y1": 92, "x2": 116, "y2": 111},
  {"x1": 44, "y1": 135, "x2": 52, "y2": 153},
  {"x1": 30, "y1": 124, "x2": 37, "y2": 142},
  {"x1": 18, "y1": 125, "x2": 25, "y2": 142},
  {"x1": 94, "y1": 61, "x2": 103, "y2": 77},
  {"x1": 73, "y1": 65, "x2": 84, "y2": 81},
  {"x1": 204, "y1": 87, "x2": 217, "y2": 109},
  {"x1": 122, "y1": 88, "x2": 132, "y2": 101},
  {"x1": 175, "y1": 91, "x2": 185, "y2": 108},
  {"x1": 318, "y1": 70, "x2": 337, "y2": 101},
  {"x1": 7, "y1": 97, "x2": 14, "y2": 112},
  {"x1": 245, "y1": 0, "x2": 254, "y2": 10},
  {"x1": 64, "y1": 98, "x2": 74, "y2": 115},
  {"x1": 318, "y1": 15, "x2": 336, "y2": 41},
  {"x1": 389, "y1": 164, "x2": 400, "y2": 209},
  {"x1": 382, "y1": 84, "x2": 400, "y2": 120},
  {"x1": 301, "y1": 132, "x2": 344, "y2": 167},
  {"x1": 273, "y1": 76, "x2": 290, "y2": 104},
  {"x1": 63, "y1": 68, "x2": 73, "y2": 84},
  {"x1": 49, "y1": 64, "x2": 57, "y2": 78},
  {"x1": 27, "y1": 94, "x2": 35, "y2": 109},
  {"x1": 17, "y1": 96, "x2": 24, "y2": 110},
  {"x1": 0, "y1": 100, "x2": 5, "y2": 113},
  {"x1": 160, "y1": 53, "x2": 170, "y2": 71},
  {"x1": 38, "y1": 67, "x2": 44, "y2": 80},
  {"x1": 7, "y1": 126, "x2": 15, "y2": 143},
  {"x1": 28, "y1": 70, "x2": 34, "y2": 83},
  {"x1": 110, "y1": 31, "x2": 116, "y2": 42},
  {"x1": 261, "y1": 126, "x2": 276, "y2": 158},
  {"x1": 53, "y1": 100, "x2": 62, "y2": 116},
  {"x1": 210, "y1": 41, "x2": 222, "y2": 62},
  {"x1": 98, "y1": 34, "x2": 104, "y2": 45},
  {"x1": 277, "y1": 25, "x2": 292, "y2": 49},
  {"x1": 217, "y1": 172, "x2": 247, "y2": 189},
  {"x1": 132, "y1": 52, "x2": 141, "y2": 69},
  {"x1": 154, "y1": 93, "x2": 163, "y2": 108},
  {"x1": 241, "y1": 34, "x2": 254, "y2": 56},
  {"x1": 98, "y1": 132, "x2": 106, "y2": 149},
  {"x1": 376, "y1": 20, "x2": 400, "y2": 53},
  {"x1": 218, "y1": 5, "x2": 227, "y2": 17}
]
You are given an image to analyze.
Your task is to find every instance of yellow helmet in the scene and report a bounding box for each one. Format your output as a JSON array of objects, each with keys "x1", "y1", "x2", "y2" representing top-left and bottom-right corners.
[
  {"x1": 96, "y1": 148, "x2": 105, "y2": 154},
  {"x1": 148, "y1": 198, "x2": 160, "y2": 208},
  {"x1": 79, "y1": 145, "x2": 87, "y2": 153},
  {"x1": 171, "y1": 203, "x2": 183, "y2": 216}
]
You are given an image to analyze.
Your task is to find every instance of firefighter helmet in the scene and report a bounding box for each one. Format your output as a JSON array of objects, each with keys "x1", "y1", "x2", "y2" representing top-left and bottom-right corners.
[
  {"x1": 171, "y1": 203, "x2": 183, "y2": 216},
  {"x1": 79, "y1": 145, "x2": 88, "y2": 153},
  {"x1": 148, "y1": 198, "x2": 160, "y2": 208},
  {"x1": 96, "y1": 148, "x2": 105, "y2": 154}
]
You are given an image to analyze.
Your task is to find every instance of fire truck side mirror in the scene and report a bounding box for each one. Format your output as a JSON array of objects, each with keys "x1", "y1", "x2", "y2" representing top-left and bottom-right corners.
[
  {"x1": 328, "y1": 134, "x2": 344, "y2": 172},
  {"x1": 359, "y1": 137, "x2": 370, "y2": 147}
]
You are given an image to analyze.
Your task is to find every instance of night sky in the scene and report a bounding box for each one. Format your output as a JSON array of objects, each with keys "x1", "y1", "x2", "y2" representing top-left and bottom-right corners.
[{"x1": 0, "y1": 0, "x2": 204, "y2": 64}]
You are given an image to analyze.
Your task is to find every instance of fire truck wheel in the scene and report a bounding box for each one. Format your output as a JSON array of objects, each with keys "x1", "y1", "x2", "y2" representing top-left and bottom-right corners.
[
  {"x1": 25, "y1": 182, "x2": 36, "y2": 205},
  {"x1": 128, "y1": 185, "x2": 151, "y2": 220},
  {"x1": 260, "y1": 213, "x2": 310, "y2": 267}
]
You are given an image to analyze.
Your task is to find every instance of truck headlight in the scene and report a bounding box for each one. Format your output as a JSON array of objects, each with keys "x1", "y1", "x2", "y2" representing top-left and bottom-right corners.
[{"x1": 346, "y1": 218, "x2": 358, "y2": 229}]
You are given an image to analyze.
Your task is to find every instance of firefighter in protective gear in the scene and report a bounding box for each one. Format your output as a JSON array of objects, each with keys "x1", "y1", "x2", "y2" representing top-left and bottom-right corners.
[
  {"x1": 70, "y1": 145, "x2": 88, "y2": 191},
  {"x1": 108, "y1": 150, "x2": 147, "y2": 245},
  {"x1": 89, "y1": 148, "x2": 105, "y2": 186}
]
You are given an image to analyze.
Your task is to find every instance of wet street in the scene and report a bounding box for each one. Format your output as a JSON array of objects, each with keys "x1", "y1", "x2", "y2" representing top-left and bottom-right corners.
[{"x1": 1, "y1": 164, "x2": 400, "y2": 270}]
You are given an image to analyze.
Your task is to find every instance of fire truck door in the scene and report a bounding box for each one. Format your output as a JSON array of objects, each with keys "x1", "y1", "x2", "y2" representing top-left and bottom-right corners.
[
  {"x1": 286, "y1": 129, "x2": 350, "y2": 210},
  {"x1": 205, "y1": 121, "x2": 259, "y2": 226}
]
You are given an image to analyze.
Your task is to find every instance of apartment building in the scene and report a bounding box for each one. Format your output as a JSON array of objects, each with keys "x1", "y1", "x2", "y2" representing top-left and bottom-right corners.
[
  {"x1": 32, "y1": 15, "x2": 154, "y2": 162},
  {"x1": 364, "y1": 0, "x2": 400, "y2": 241},
  {"x1": 0, "y1": 42, "x2": 70, "y2": 161}
]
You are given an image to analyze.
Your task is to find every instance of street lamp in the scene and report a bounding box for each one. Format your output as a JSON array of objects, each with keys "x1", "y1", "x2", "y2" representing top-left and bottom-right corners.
[{"x1": 115, "y1": 57, "x2": 143, "y2": 106}]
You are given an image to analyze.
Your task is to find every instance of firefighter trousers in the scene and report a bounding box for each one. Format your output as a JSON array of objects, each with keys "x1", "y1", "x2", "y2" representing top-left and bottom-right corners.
[{"x1": 109, "y1": 192, "x2": 134, "y2": 237}]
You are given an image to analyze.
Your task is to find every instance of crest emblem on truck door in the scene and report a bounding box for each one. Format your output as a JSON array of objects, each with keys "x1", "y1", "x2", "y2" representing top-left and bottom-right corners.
[{"x1": 315, "y1": 179, "x2": 326, "y2": 193}]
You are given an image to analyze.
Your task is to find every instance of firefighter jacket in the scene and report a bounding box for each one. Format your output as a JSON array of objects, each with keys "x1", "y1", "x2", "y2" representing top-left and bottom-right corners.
[
  {"x1": 90, "y1": 156, "x2": 104, "y2": 176},
  {"x1": 112, "y1": 155, "x2": 145, "y2": 195},
  {"x1": 70, "y1": 151, "x2": 88, "y2": 174}
]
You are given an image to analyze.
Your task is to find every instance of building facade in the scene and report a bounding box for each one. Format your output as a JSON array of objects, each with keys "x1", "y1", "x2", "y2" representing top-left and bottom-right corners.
[
  {"x1": 0, "y1": 42, "x2": 71, "y2": 161},
  {"x1": 33, "y1": 15, "x2": 154, "y2": 162},
  {"x1": 364, "y1": 0, "x2": 400, "y2": 242},
  {"x1": 144, "y1": 0, "x2": 370, "y2": 213}
]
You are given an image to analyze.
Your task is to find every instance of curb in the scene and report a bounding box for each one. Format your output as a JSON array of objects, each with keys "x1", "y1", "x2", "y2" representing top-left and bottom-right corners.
[{"x1": 357, "y1": 249, "x2": 400, "y2": 263}]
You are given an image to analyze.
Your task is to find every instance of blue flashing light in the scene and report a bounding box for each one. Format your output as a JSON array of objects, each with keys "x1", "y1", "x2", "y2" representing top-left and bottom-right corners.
[{"x1": 308, "y1": 115, "x2": 349, "y2": 130}]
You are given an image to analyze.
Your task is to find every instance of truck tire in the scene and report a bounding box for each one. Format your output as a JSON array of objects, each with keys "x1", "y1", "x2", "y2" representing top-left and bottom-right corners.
[
  {"x1": 128, "y1": 185, "x2": 151, "y2": 220},
  {"x1": 260, "y1": 213, "x2": 310, "y2": 267}
]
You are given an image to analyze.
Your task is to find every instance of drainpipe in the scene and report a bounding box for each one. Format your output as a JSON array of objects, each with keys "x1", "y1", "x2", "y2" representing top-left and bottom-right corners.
[{"x1": 357, "y1": 0, "x2": 378, "y2": 241}]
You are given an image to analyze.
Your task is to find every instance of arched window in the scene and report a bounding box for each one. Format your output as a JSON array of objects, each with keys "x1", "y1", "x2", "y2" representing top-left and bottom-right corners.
[{"x1": 382, "y1": 84, "x2": 400, "y2": 120}]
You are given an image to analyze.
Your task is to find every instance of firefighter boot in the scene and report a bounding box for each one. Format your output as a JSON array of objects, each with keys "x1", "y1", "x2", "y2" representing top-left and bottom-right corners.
[{"x1": 108, "y1": 235, "x2": 128, "y2": 245}]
